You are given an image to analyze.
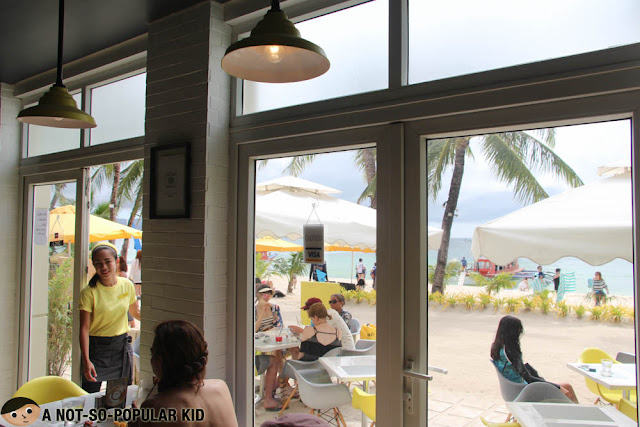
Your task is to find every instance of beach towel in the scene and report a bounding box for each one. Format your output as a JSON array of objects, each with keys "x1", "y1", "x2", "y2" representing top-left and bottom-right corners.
[
  {"x1": 556, "y1": 272, "x2": 576, "y2": 303},
  {"x1": 316, "y1": 270, "x2": 327, "y2": 282},
  {"x1": 531, "y1": 277, "x2": 546, "y2": 293}
]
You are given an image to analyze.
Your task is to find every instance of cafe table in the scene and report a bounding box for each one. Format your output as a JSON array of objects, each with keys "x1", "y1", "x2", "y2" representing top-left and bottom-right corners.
[
  {"x1": 506, "y1": 402, "x2": 635, "y2": 426},
  {"x1": 254, "y1": 331, "x2": 301, "y2": 404},
  {"x1": 567, "y1": 362, "x2": 637, "y2": 399},
  {"x1": 319, "y1": 355, "x2": 376, "y2": 427}
]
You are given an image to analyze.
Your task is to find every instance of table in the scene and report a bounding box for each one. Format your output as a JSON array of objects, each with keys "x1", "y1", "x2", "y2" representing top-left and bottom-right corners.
[
  {"x1": 254, "y1": 332, "x2": 301, "y2": 404},
  {"x1": 319, "y1": 355, "x2": 376, "y2": 427},
  {"x1": 32, "y1": 385, "x2": 139, "y2": 427},
  {"x1": 567, "y1": 362, "x2": 637, "y2": 399},
  {"x1": 506, "y1": 402, "x2": 635, "y2": 426}
]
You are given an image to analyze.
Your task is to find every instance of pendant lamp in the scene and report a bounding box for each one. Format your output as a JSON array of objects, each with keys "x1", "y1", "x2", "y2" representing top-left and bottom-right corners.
[
  {"x1": 17, "y1": 0, "x2": 96, "y2": 129},
  {"x1": 221, "y1": 0, "x2": 330, "y2": 83}
]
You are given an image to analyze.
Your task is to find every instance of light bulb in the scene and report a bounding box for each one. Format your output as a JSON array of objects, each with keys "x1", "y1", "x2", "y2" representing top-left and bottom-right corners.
[{"x1": 265, "y1": 45, "x2": 283, "y2": 64}]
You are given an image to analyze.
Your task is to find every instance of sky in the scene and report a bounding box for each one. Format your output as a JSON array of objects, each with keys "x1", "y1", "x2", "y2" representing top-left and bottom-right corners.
[{"x1": 256, "y1": 119, "x2": 632, "y2": 240}]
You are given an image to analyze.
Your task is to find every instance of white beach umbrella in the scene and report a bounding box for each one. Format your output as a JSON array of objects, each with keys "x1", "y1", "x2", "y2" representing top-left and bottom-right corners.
[
  {"x1": 471, "y1": 171, "x2": 632, "y2": 266},
  {"x1": 255, "y1": 176, "x2": 376, "y2": 250},
  {"x1": 428, "y1": 226, "x2": 443, "y2": 250}
]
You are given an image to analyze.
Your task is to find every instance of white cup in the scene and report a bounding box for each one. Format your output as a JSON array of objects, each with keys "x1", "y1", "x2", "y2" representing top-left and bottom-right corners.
[{"x1": 601, "y1": 359, "x2": 613, "y2": 377}]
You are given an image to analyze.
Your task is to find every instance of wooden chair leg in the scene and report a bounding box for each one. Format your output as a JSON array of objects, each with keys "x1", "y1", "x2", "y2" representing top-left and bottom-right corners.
[
  {"x1": 505, "y1": 413, "x2": 512, "y2": 423},
  {"x1": 278, "y1": 384, "x2": 297, "y2": 417},
  {"x1": 336, "y1": 408, "x2": 347, "y2": 427}
]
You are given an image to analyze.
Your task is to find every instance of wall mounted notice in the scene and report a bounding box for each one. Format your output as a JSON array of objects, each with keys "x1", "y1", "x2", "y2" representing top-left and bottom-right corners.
[
  {"x1": 34, "y1": 208, "x2": 49, "y2": 246},
  {"x1": 303, "y1": 224, "x2": 324, "y2": 263}
]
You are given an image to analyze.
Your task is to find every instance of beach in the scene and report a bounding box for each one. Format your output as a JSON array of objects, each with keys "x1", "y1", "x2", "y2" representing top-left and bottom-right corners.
[{"x1": 258, "y1": 276, "x2": 636, "y2": 425}]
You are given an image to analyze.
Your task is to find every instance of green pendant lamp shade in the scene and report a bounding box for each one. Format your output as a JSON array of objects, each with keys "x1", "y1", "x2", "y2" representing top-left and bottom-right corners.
[
  {"x1": 17, "y1": 0, "x2": 96, "y2": 129},
  {"x1": 221, "y1": 0, "x2": 330, "y2": 83}
]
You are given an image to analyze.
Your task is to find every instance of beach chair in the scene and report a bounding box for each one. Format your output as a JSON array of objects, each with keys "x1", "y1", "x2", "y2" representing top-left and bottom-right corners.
[
  {"x1": 556, "y1": 272, "x2": 576, "y2": 303},
  {"x1": 579, "y1": 347, "x2": 637, "y2": 405}
]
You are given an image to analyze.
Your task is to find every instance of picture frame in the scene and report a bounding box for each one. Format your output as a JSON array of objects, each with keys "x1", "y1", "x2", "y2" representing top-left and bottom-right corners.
[{"x1": 150, "y1": 142, "x2": 191, "y2": 219}]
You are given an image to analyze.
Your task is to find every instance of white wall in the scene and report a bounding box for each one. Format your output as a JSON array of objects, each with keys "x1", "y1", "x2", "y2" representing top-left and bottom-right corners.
[{"x1": 0, "y1": 84, "x2": 22, "y2": 402}]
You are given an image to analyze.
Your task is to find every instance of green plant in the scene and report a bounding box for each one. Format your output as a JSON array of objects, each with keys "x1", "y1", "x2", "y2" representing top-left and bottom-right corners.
[
  {"x1": 353, "y1": 290, "x2": 368, "y2": 304},
  {"x1": 534, "y1": 290, "x2": 552, "y2": 314},
  {"x1": 590, "y1": 306, "x2": 604, "y2": 320},
  {"x1": 272, "y1": 252, "x2": 309, "y2": 293},
  {"x1": 428, "y1": 292, "x2": 437, "y2": 302},
  {"x1": 556, "y1": 301, "x2": 570, "y2": 318},
  {"x1": 492, "y1": 297, "x2": 504, "y2": 313},
  {"x1": 504, "y1": 297, "x2": 521, "y2": 313},
  {"x1": 343, "y1": 290, "x2": 355, "y2": 302},
  {"x1": 459, "y1": 293, "x2": 476, "y2": 310},
  {"x1": 366, "y1": 290, "x2": 377, "y2": 305},
  {"x1": 605, "y1": 306, "x2": 625, "y2": 323},
  {"x1": 476, "y1": 292, "x2": 493, "y2": 309},
  {"x1": 429, "y1": 261, "x2": 463, "y2": 291},
  {"x1": 520, "y1": 297, "x2": 535, "y2": 312},
  {"x1": 255, "y1": 253, "x2": 277, "y2": 282},
  {"x1": 432, "y1": 292, "x2": 446, "y2": 305},
  {"x1": 47, "y1": 259, "x2": 74, "y2": 376},
  {"x1": 445, "y1": 294, "x2": 458, "y2": 308},
  {"x1": 574, "y1": 304, "x2": 586, "y2": 319},
  {"x1": 470, "y1": 272, "x2": 514, "y2": 296}
]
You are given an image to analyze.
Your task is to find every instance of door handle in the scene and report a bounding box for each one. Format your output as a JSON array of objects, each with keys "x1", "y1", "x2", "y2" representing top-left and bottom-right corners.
[{"x1": 403, "y1": 359, "x2": 431, "y2": 414}]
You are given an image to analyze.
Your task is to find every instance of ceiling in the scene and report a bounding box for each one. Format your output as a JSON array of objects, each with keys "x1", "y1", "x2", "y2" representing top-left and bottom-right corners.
[{"x1": 0, "y1": 0, "x2": 231, "y2": 84}]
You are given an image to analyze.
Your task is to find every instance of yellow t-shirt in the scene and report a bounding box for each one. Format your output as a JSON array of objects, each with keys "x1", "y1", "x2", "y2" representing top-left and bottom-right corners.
[{"x1": 79, "y1": 276, "x2": 136, "y2": 337}]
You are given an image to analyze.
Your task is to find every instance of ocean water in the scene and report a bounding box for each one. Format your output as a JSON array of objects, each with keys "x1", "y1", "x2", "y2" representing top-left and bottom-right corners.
[
  {"x1": 428, "y1": 238, "x2": 635, "y2": 297},
  {"x1": 321, "y1": 252, "x2": 378, "y2": 282}
]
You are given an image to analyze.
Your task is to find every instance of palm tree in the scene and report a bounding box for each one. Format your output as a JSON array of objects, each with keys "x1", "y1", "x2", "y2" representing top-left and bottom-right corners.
[
  {"x1": 272, "y1": 252, "x2": 309, "y2": 293},
  {"x1": 428, "y1": 130, "x2": 583, "y2": 294},
  {"x1": 257, "y1": 148, "x2": 378, "y2": 208},
  {"x1": 117, "y1": 160, "x2": 143, "y2": 260}
]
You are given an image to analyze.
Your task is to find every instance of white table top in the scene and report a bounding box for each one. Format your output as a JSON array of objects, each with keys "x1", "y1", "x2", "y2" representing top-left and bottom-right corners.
[
  {"x1": 254, "y1": 331, "x2": 301, "y2": 352},
  {"x1": 319, "y1": 355, "x2": 376, "y2": 382},
  {"x1": 567, "y1": 362, "x2": 637, "y2": 391},
  {"x1": 506, "y1": 402, "x2": 635, "y2": 427}
]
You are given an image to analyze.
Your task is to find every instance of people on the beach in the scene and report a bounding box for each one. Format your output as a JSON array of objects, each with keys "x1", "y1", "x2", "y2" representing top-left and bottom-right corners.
[
  {"x1": 518, "y1": 278, "x2": 529, "y2": 292},
  {"x1": 592, "y1": 271, "x2": 609, "y2": 306},
  {"x1": 553, "y1": 268, "x2": 561, "y2": 292},
  {"x1": 491, "y1": 315, "x2": 578, "y2": 403},
  {"x1": 356, "y1": 258, "x2": 366, "y2": 281},
  {"x1": 356, "y1": 278, "x2": 365, "y2": 291},
  {"x1": 461, "y1": 257, "x2": 467, "y2": 270},
  {"x1": 79, "y1": 242, "x2": 140, "y2": 393},
  {"x1": 131, "y1": 320, "x2": 238, "y2": 427},
  {"x1": 329, "y1": 293, "x2": 353, "y2": 330},
  {"x1": 536, "y1": 265, "x2": 545, "y2": 280},
  {"x1": 370, "y1": 262, "x2": 377, "y2": 289},
  {"x1": 129, "y1": 250, "x2": 142, "y2": 297}
]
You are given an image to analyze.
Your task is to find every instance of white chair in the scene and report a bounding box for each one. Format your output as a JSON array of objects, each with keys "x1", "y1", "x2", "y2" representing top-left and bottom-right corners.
[
  {"x1": 294, "y1": 369, "x2": 352, "y2": 426},
  {"x1": 279, "y1": 359, "x2": 331, "y2": 416},
  {"x1": 349, "y1": 317, "x2": 361, "y2": 342},
  {"x1": 616, "y1": 351, "x2": 636, "y2": 364},
  {"x1": 341, "y1": 342, "x2": 376, "y2": 357},
  {"x1": 513, "y1": 382, "x2": 574, "y2": 403},
  {"x1": 355, "y1": 339, "x2": 376, "y2": 351},
  {"x1": 493, "y1": 363, "x2": 527, "y2": 402}
]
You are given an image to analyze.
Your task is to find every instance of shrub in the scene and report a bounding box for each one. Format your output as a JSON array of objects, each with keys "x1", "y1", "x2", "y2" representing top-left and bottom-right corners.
[
  {"x1": 48, "y1": 259, "x2": 74, "y2": 376},
  {"x1": 428, "y1": 261, "x2": 463, "y2": 290},
  {"x1": 354, "y1": 290, "x2": 367, "y2": 304},
  {"x1": 476, "y1": 293, "x2": 493, "y2": 309},
  {"x1": 431, "y1": 292, "x2": 446, "y2": 305},
  {"x1": 504, "y1": 297, "x2": 521, "y2": 313},
  {"x1": 470, "y1": 272, "x2": 514, "y2": 296},
  {"x1": 556, "y1": 301, "x2": 570, "y2": 318},
  {"x1": 343, "y1": 290, "x2": 355, "y2": 302},
  {"x1": 574, "y1": 304, "x2": 586, "y2": 319},
  {"x1": 428, "y1": 292, "x2": 437, "y2": 302},
  {"x1": 590, "y1": 306, "x2": 604, "y2": 320},
  {"x1": 445, "y1": 294, "x2": 458, "y2": 308},
  {"x1": 605, "y1": 306, "x2": 624, "y2": 323},
  {"x1": 458, "y1": 293, "x2": 476, "y2": 310},
  {"x1": 534, "y1": 290, "x2": 552, "y2": 314},
  {"x1": 367, "y1": 290, "x2": 377, "y2": 305},
  {"x1": 492, "y1": 297, "x2": 505, "y2": 313},
  {"x1": 520, "y1": 297, "x2": 535, "y2": 312}
]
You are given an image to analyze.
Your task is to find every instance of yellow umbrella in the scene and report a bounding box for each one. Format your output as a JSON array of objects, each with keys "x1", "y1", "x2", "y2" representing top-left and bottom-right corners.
[
  {"x1": 324, "y1": 242, "x2": 375, "y2": 253},
  {"x1": 50, "y1": 205, "x2": 142, "y2": 243},
  {"x1": 255, "y1": 236, "x2": 302, "y2": 252}
]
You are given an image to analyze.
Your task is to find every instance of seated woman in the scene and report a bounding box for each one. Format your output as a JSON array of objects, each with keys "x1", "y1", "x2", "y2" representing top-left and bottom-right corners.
[
  {"x1": 291, "y1": 297, "x2": 354, "y2": 350},
  {"x1": 297, "y1": 303, "x2": 342, "y2": 361},
  {"x1": 491, "y1": 315, "x2": 578, "y2": 403},
  {"x1": 132, "y1": 320, "x2": 238, "y2": 426}
]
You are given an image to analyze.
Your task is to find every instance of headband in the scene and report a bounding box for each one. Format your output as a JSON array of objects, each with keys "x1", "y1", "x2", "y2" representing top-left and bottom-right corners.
[{"x1": 92, "y1": 241, "x2": 118, "y2": 255}]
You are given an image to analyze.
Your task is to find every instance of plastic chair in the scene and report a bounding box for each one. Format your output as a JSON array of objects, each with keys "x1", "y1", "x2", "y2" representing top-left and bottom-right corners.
[
  {"x1": 13, "y1": 376, "x2": 88, "y2": 404},
  {"x1": 480, "y1": 418, "x2": 521, "y2": 427},
  {"x1": 355, "y1": 339, "x2": 376, "y2": 351},
  {"x1": 352, "y1": 387, "x2": 376, "y2": 426},
  {"x1": 513, "y1": 382, "x2": 573, "y2": 404},
  {"x1": 492, "y1": 364, "x2": 527, "y2": 402},
  {"x1": 349, "y1": 317, "x2": 361, "y2": 342},
  {"x1": 278, "y1": 360, "x2": 330, "y2": 416},
  {"x1": 619, "y1": 398, "x2": 638, "y2": 422},
  {"x1": 341, "y1": 343, "x2": 376, "y2": 357},
  {"x1": 294, "y1": 368, "x2": 352, "y2": 426},
  {"x1": 579, "y1": 347, "x2": 636, "y2": 405},
  {"x1": 616, "y1": 351, "x2": 636, "y2": 364}
]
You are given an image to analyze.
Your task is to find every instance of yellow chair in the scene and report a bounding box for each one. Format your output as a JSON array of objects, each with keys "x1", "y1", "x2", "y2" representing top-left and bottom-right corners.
[
  {"x1": 480, "y1": 418, "x2": 520, "y2": 427},
  {"x1": 352, "y1": 387, "x2": 375, "y2": 427},
  {"x1": 619, "y1": 398, "x2": 638, "y2": 422},
  {"x1": 13, "y1": 376, "x2": 88, "y2": 405},
  {"x1": 579, "y1": 347, "x2": 636, "y2": 405}
]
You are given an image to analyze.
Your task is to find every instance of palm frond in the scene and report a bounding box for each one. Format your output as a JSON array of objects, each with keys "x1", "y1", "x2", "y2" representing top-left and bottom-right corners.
[
  {"x1": 284, "y1": 155, "x2": 317, "y2": 176},
  {"x1": 357, "y1": 175, "x2": 376, "y2": 205}
]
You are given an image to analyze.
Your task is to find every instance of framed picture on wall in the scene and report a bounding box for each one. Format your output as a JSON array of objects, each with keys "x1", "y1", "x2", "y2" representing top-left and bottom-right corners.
[{"x1": 150, "y1": 142, "x2": 191, "y2": 219}]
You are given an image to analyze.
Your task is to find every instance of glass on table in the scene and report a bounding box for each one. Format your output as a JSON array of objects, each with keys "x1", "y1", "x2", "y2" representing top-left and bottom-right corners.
[{"x1": 601, "y1": 359, "x2": 613, "y2": 377}]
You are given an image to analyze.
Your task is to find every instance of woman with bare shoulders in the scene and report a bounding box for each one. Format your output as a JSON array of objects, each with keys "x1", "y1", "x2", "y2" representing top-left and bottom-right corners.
[{"x1": 131, "y1": 320, "x2": 238, "y2": 427}]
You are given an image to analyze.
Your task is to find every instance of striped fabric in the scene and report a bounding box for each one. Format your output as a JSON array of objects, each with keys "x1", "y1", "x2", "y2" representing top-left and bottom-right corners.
[
  {"x1": 531, "y1": 277, "x2": 546, "y2": 293},
  {"x1": 556, "y1": 272, "x2": 576, "y2": 303}
]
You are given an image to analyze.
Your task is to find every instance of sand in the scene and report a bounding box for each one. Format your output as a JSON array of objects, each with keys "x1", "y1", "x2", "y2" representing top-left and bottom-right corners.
[{"x1": 265, "y1": 276, "x2": 635, "y2": 406}]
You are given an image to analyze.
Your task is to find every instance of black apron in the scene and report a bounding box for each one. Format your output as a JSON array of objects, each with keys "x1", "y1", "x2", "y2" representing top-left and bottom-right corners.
[{"x1": 86, "y1": 333, "x2": 133, "y2": 382}]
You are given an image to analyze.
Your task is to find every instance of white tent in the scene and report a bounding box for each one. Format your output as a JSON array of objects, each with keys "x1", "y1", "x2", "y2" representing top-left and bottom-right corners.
[
  {"x1": 255, "y1": 176, "x2": 376, "y2": 250},
  {"x1": 428, "y1": 226, "x2": 443, "y2": 250},
  {"x1": 471, "y1": 171, "x2": 632, "y2": 266}
]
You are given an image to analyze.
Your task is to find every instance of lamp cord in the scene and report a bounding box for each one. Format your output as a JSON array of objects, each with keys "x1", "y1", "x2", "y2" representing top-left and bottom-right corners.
[{"x1": 55, "y1": 0, "x2": 65, "y2": 87}]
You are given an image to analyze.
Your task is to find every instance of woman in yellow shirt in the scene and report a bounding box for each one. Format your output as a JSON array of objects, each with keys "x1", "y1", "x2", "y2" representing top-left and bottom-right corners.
[{"x1": 79, "y1": 242, "x2": 140, "y2": 392}]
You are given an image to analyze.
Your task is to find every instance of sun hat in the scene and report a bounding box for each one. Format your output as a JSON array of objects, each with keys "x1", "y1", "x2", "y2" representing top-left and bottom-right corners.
[
  {"x1": 301, "y1": 297, "x2": 323, "y2": 310},
  {"x1": 257, "y1": 284, "x2": 274, "y2": 294}
]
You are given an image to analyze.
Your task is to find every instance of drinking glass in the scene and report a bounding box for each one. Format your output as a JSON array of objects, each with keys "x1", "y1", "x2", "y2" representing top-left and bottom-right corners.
[{"x1": 601, "y1": 359, "x2": 613, "y2": 377}]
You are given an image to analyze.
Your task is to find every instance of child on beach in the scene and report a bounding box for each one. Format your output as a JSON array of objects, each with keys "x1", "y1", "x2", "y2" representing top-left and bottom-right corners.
[{"x1": 591, "y1": 271, "x2": 609, "y2": 306}]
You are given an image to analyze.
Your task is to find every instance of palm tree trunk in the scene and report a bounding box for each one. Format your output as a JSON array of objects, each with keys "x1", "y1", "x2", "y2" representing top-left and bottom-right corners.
[
  {"x1": 109, "y1": 163, "x2": 121, "y2": 244},
  {"x1": 363, "y1": 148, "x2": 377, "y2": 208},
  {"x1": 120, "y1": 189, "x2": 142, "y2": 260},
  {"x1": 432, "y1": 138, "x2": 469, "y2": 293}
]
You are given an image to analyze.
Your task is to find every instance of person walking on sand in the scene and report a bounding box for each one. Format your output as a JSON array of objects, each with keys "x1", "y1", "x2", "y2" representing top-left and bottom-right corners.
[{"x1": 356, "y1": 259, "x2": 366, "y2": 281}]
